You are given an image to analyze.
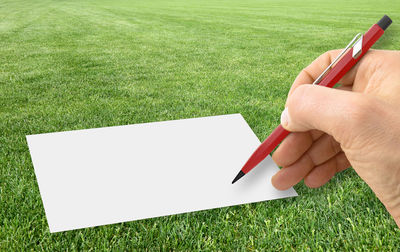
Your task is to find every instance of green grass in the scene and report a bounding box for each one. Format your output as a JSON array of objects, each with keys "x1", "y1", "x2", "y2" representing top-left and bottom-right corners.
[{"x1": 1, "y1": 0, "x2": 400, "y2": 250}]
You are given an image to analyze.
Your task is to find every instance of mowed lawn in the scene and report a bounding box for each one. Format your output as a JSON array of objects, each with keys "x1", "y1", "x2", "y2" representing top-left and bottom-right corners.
[{"x1": 1, "y1": 0, "x2": 400, "y2": 250}]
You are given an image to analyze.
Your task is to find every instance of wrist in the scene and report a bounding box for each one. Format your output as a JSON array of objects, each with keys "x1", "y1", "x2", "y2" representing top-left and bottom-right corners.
[
  {"x1": 375, "y1": 163, "x2": 400, "y2": 228},
  {"x1": 383, "y1": 193, "x2": 400, "y2": 228},
  {"x1": 391, "y1": 207, "x2": 400, "y2": 228},
  {"x1": 394, "y1": 216, "x2": 400, "y2": 228}
]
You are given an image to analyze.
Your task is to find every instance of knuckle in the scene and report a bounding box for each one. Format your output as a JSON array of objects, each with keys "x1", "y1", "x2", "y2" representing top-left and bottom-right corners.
[
  {"x1": 320, "y1": 50, "x2": 340, "y2": 63},
  {"x1": 271, "y1": 152, "x2": 282, "y2": 167},
  {"x1": 322, "y1": 50, "x2": 334, "y2": 58},
  {"x1": 299, "y1": 66, "x2": 313, "y2": 80}
]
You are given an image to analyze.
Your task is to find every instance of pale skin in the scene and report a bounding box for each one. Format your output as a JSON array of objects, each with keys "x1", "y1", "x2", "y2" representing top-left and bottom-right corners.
[{"x1": 271, "y1": 50, "x2": 400, "y2": 227}]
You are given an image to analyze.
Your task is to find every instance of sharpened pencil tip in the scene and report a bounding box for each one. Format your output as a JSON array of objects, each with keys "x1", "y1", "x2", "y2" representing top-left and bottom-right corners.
[{"x1": 232, "y1": 170, "x2": 245, "y2": 184}]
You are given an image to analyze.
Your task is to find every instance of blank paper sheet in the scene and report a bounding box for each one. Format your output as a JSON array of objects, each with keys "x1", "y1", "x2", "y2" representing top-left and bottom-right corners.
[{"x1": 26, "y1": 114, "x2": 297, "y2": 232}]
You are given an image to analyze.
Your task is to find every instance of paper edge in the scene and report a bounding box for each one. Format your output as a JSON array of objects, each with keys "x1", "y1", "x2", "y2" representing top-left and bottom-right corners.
[
  {"x1": 26, "y1": 113, "x2": 244, "y2": 137},
  {"x1": 49, "y1": 192, "x2": 298, "y2": 233}
]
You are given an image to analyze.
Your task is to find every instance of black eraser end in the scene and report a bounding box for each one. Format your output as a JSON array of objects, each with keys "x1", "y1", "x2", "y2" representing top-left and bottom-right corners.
[{"x1": 377, "y1": 15, "x2": 392, "y2": 31}]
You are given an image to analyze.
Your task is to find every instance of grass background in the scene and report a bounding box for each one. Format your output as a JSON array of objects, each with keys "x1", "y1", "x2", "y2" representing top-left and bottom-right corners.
[{"x1": 1, "y1": 0, "x2": 400, "y2": 250}]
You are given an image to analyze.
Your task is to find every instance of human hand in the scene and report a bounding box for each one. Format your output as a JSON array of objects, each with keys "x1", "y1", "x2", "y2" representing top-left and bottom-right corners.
[{"x1": 271, "y1": 50, "x2": 400, "y2": 227}]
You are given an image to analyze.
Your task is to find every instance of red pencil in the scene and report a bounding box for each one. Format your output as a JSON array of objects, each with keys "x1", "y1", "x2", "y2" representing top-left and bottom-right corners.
[{"x1": 232, "y1": 15, "x2": 392, "y2": 184}]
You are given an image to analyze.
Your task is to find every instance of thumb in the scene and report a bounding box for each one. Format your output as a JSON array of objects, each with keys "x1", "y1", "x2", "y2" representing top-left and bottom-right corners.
[{"x1": 280, "y1": 84, "x2": 376, "y2": 145}]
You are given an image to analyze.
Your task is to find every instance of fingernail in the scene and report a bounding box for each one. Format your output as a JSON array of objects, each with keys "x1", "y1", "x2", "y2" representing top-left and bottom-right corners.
[{"x1": 280, "y1": 107, "x2": 290, "y2": 126}]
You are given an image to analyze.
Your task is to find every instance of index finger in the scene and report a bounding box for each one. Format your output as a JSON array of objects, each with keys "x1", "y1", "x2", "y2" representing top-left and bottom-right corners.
[{"x1": 288, "y1": 49, "x2": 358, "y2": 97}]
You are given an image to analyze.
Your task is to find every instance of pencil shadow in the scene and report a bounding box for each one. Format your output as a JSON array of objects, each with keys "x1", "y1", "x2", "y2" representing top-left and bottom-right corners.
[{"x1": 233, "y1": 157, "x2": 277, "y2": 191}]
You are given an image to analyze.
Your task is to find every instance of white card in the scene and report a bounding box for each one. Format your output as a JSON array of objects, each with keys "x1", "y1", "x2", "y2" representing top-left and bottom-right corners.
[{"x1": 27, "y1": 114, "x2": 297, "y2": 232}]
